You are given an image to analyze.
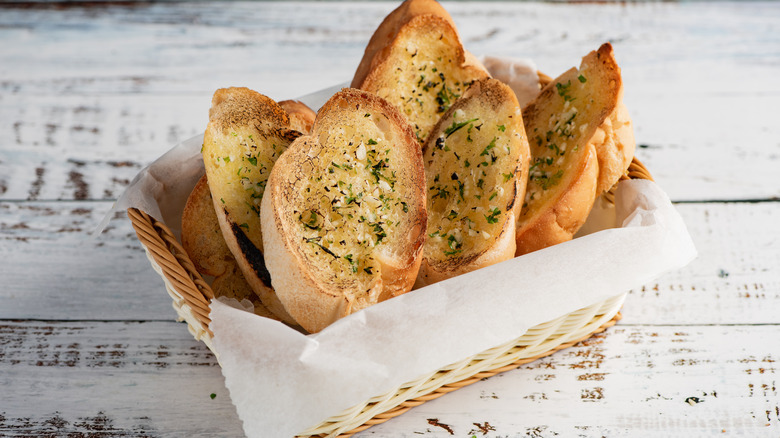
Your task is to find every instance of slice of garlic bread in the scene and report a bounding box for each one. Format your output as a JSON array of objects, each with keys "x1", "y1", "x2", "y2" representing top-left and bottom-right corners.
[
  {"x1": 352, "y1": 0, "x2": 461, "y2": 89},
  {"x1": 184, "y1": 99, "x2": 313, "y2": 277},
  {"x1": 355, "y1": 6, "x2": 489, "y2": 144},
  {"x1": 516, "y1": 43, "x2": 635, "y2": 255},
  {"x1": 182, "y1": 175, "x2": 233, "y2": 278},
  {"x1": 180, "y1": 175, "x2": 283, "y2": 321},
  {"x1": 261, "y1": 89, "x2": 427, "y2": 333},
  {"x1": 202, "y1": 87, "x2": 301, "y2": 323},
  {"x1": 418, "y1": 78, "x2": 529, "y2": 286}
]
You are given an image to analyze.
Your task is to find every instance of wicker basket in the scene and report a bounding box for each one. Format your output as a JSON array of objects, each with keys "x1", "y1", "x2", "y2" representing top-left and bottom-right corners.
[{"x1": 128, "y1": 153, "x2": 652, "y2": 437}]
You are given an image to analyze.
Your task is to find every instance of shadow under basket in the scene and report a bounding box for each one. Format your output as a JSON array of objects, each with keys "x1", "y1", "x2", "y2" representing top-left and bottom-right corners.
[{"x1": 129, "y1": 155, "x2": 652, "y2": 437}]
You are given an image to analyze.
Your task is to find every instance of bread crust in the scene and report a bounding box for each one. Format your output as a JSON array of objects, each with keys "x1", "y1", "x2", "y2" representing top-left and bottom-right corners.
[
  {"x1": 180, "y1": 175, "x2": 290, "y2": 323},
  {"x1": 515, "y1": 145, "x2": 598, "y2": 255},
  {"x1": 181, "y1": 175, "x2": 233, "y2": 277},
  {"x1": 261, "y1": 88, "x2": 427, "y2": 332},
  {"x1": 352, "y1": 0, "x2": 458, "y2": 89},
  {"x1": 202, "y1": 87, "x2": 301, "y2": 325},
  {"x1": 356, "y1": 11, "x2": 489, "y2": 143}
]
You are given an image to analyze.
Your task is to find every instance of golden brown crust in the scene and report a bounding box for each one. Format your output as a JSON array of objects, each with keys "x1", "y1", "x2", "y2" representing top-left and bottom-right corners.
[
  {"x1": 203, "y1": 87, "x2": 301, "y2": 325},
  {"x1": 181, "y1": 175, "x2": 234, "y2": 277},
  {"x1": 180, "y1": 175, "x2": 297, "y2": 324},
  {"x1": 351, "y1": 0, "x2": 457, "y2": 89},
  {"x1": 515, "y1": 42, "x2": 634, "y2": 256},
  {"x1": 515, "y1": 145, "x2": 598, "y2": 255},
  {"x1": 261, "y1": 88, "x2": 427, "y2": 332},
  {"x1": 209, "y1": 87, "x2": 292, "y2": 136},
  {"x1": 356, "y1": 12, "x2": 489, "y2": 143}
]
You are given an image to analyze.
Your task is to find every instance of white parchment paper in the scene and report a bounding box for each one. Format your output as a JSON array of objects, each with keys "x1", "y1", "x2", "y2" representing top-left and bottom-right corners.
[{"x1": 101, "y1": 57, "x2": 697, "y2": 437}]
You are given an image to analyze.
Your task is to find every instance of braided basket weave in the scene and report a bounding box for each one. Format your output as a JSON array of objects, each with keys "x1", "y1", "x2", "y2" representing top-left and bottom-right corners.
[{"x1": 128, "y1": 155, "x2": 652, "y2": 438}]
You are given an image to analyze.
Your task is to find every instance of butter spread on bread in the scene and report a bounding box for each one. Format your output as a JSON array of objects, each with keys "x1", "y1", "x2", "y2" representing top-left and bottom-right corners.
[
  {"x1": 516, "y1": 43, "x2": 635, "y2": 255},
  {"x1": 202, "y1": 87, "x2": 303, "y2": 323},
  {"x1": 261, "y1": 89, "x2": 427, "y2": 333},
  {"x1": 417, "y1": 78, "x2": 530, "y2": 286},
  {"x1": 354, "y1": 0, "x2": 489, "y2": 144}
]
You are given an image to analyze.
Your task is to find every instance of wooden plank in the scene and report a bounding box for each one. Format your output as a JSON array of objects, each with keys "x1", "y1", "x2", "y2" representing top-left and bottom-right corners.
[
  {"x1": 0, "y1": 2, "x2": 778, "y2": 201},
  {"x1": 1, "y1": 320, "x2": 778, "y2": 437},
  {"x1": 364, "y1": 324, "x2": 780, "y2": 437},
  {"x1": 0, "y1": 320, "x2": 244, "y2": 437},
  {"x1": 622, "y1": 201, "x2": 780, "y2": 325},
  {"x1": 0, "y1": 201, "x2": 180, "y2": 321},
  {"x1": 1, "y1": 200, "x2": 778, "y2": 324}
]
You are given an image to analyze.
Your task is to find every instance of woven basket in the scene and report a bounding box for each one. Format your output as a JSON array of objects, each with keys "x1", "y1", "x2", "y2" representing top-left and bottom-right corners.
[
  {"x1": 128, "y1": 153, "x2": 652, "y2": 437},
  {"x1": 128, "y1": 65, "x2": 651, "y2": 438}
]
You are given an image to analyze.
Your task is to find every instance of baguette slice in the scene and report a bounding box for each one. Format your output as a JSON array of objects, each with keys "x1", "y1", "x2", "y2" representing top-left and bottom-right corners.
[
  {"x1": 181, "y1": 175, "x2": 234, "y2": 278},
  {"x1": 202, "y1": 87, "x2": 301, "y2": 324},
  {"x1": 516, "y1": 43, "x2": 635, "y2": 255},
  {"x1": 352, "y1": 0, "x2": 480, "y2": 88},
  {"x1": 261, "y1": 89, "x2": 427, "y2": 333},
  {"x1": 354, "y1": 1, "x2": 489, "y2": 144},
  {"x1": 180, "y1": 175, "x2": 280, "y2": 321},
  {"x1": 417, "y1": 78, "x2": 529, "y2": 286}
]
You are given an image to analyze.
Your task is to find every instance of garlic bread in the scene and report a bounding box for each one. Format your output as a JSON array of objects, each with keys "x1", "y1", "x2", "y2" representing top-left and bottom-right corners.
[
  {"x1": 516, "y1": 43, "x2": 635, "y2": 255},
  {"x1": 202, "y1": 87, "x2": 301, "y2": 323},
  {"x1": 354, "y1": 4, "x2": 489, "y2": 144},
  {"x1": 181, "y1": 174, "x2": 234, "y2": 278},
  {"x1": 418, "y1": 78, "x2": 529, "y2": 286},
  {"x1": 261, "y1": 88, "x2": 427, "y2": 333},
  {"x1": 180, "y1": 175, "x2": 281, "y2": 321}
]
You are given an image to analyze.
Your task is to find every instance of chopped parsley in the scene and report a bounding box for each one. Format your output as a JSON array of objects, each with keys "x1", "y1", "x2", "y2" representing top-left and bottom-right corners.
[
  {"x1": 444, "y1": 118, "x2": 479, "y2": 137},
  {"x1": 480, "y1": 137, "x2": 497, "y2": 156},
  {"x1": 485, "y1": 207, "x2": 501, "y2": 224}
]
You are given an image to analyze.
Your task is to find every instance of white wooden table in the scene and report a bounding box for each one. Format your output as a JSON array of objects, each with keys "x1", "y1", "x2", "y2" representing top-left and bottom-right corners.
[{"x1": 1, "y1": 1, "x2": 779, "y2": 436}]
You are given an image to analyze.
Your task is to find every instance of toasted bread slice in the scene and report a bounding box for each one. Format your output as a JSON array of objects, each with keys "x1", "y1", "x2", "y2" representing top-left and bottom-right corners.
[
  {"x1": 352, "y1": 0, "x2": 478, "y2": 88},
  {"x1": 181, "y1": 175, "x2": 234, "y2": 278},
  {"x1": 417, "y1": 78, "x2": 529, "y2": 286},
  {"x1": 279, "y1": 99, "x2": 316, "y2": 135},
  {"x1": 180, "y1": 176, "x2": 280, "y2": 321},
  {"x1": 261, "y1": 89, "x2": 427, "y2": 332},
  {"x1": 202, "y1": 87, "x2": 301, "y2": 323},
  {"x1": 516, "y1": 43, "x2": 635, "y2": 255},
  {"x1": 184, "y1": 98, "x2": 314, "y2": 277},
  {"x1": 354, "y1": 4, "x2": 489, "y2": 144}
]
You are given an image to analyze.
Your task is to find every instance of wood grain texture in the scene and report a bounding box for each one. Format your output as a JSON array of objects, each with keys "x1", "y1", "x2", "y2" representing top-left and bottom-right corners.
[
  {"x1": 1, "y1": 1, "x2": 779, "y2": 437},
  {"x1": 363, "y1": 325, "x2": 780, "y2": 437},
  {"x1": 0, "y1": 321, "x2": 243, "y2": 437},
  {"x1": 0, "y1": 201, "x2": 179, "y2": 321},
  {"x1": 1, "y1": 321, "x2": 778, "y2": 437},
  {"x1": 2, "y1": 201, "x2": 777, "y2": 325},
  {"x1": 0, "y1": 1, "x2": 778, "y2": 201}
]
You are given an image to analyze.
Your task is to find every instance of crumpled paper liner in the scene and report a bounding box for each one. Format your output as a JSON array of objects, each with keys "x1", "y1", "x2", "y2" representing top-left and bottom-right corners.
[{"x1": 101, "y1": 56, "x2": 697, "y2": 438}]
